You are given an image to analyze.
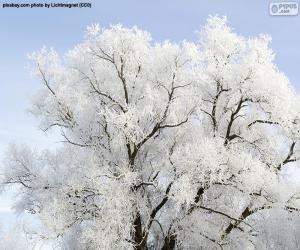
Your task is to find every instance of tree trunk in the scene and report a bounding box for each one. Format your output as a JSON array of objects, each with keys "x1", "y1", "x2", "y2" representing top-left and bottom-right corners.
[
  {"x1": 133, "y1": 212, "x2": 147, "y2": 250},
  {"x1": 161, "y1": 234, "x2": 176, "y2": 250}
]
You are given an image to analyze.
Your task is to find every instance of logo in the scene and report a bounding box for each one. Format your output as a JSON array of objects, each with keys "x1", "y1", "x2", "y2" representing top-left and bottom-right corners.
[{"x1": 269, "y1": 2, "x2": 298, "y2": 15}]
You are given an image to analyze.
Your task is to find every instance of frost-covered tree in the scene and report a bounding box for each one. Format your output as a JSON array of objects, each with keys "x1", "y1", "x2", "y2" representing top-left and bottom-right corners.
[
  {"x1": 2, "y1": 16, "x2": 300, "y2": 249},
  {"x1": 255, "y1": 209, "x2": 300, "y2": 250}
]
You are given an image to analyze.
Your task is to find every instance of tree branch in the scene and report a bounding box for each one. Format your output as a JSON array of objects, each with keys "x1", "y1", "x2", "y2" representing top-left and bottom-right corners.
[
  {"x1": 248, "y1": 120, "x2": 279, "y2": 128},
  {"x1": 279, "y1": 141, "x2": 297, "y2": 169}
]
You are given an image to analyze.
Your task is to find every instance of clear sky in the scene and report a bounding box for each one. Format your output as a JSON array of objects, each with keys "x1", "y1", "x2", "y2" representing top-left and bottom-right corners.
[{"x1": 0, "y1": 0, "x2": 299, "y2": 245}]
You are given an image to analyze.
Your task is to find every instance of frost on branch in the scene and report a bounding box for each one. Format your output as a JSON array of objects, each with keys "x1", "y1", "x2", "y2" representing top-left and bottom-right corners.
[{"x1": 2, "y1": 16, "x2": 300, "y2": 249}]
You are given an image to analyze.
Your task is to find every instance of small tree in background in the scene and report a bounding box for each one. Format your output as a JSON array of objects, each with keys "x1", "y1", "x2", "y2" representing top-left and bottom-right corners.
[{"x1": 2, "y1": 16, "x2": 300, "y2": 249}]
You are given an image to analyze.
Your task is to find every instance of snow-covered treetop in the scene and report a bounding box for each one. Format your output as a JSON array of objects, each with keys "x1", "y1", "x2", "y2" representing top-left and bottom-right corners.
[{"x1": 2, "y1": 16, "x2": 300, "y2": 249}]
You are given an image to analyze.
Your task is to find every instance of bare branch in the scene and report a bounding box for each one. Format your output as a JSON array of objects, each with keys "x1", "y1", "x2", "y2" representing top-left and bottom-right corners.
[
  {"x1": 159, "y1": 117, "x2": 189, "y2": 129},
  {"x1": 221, "y1": 205, "x2": 271, "y2": 240},
  {"x1": 37, "y1": 63, "x2": 56, "y2": 96},
  {"x1": 278, "y1": 142, "x2": 298, "y2": 170},
  {"x1": 134, "y1": 181, "x2": 156, "y2": 190},
  {"x1": 248, "y1": 120, "x2": 279, "y2": 128},
  {"x1": 224, "y1": 97, "x2": 247, "y2": 146}
]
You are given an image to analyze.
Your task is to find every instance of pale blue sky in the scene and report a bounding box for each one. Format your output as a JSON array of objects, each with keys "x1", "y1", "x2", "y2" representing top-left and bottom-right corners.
[{"x1": 0, "y1": 0, "x2": 299, "y2": 243}]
